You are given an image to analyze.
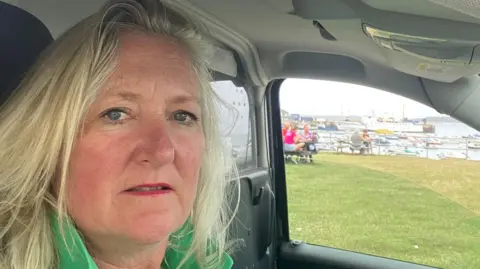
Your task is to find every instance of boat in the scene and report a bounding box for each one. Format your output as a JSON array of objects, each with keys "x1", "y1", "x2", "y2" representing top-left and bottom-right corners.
[
  {"x1": 335, "y1": 120, "x2": 366, "y2": 131},
  {"x1": 437, "y1": 152, "x2": 467, "y2": 160},
  {"x1": 407, "y1": 136, "x2": 421, "y2": 143},
  {"x1": 361, "y1": 116, "x2": 435, "y2": 133},
  {"x1": 373, "y1": 137, "x2": 390, "y2": 145},
  {"x1": 425, "y1": 138, "x2": 442, "y2": 145},
  {"x1": 396, "y1": 151, "x2": 419, "y2": 157},
  {"x1": 318, "y1": 125, "x2": 339, "y2": 131},
  {"x1": 468, "y1": 143, "x2": 480, "y2": 149},
  {"x1": 317, "y1": 121, "x2": 340, "y2": 131},
  {"x1": 387, "y1": 146, "x2": 419, "y2": 157},
  {"x1": 385, "y1": 135, "x2": 400, "y2": 140},
  {"x1": 375, "y1": 129, "x2": 394, "y2": 135}
]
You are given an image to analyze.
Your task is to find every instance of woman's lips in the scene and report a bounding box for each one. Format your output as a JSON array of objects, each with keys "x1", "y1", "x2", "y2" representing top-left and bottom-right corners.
[{"x1": 124, "y1": 183, "x2": 173, "y2": 196}]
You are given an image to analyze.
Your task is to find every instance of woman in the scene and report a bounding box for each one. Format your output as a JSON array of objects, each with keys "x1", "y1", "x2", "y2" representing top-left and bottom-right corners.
[
  {"x1": 300, "y1": 125, "x2": 313, "y2": 142},
  {"x1": 299, "y1": 125, "x2": 317, "y2": 156},
  {"x1": 361, "y1": 129, "x2": 372, "y2": 153},
  {"x1": 282, "y1": 122, "x2": 304, "y2": 152},
  {"x1": 0, "y1": 0, "x2": 236, "y2": 268}
]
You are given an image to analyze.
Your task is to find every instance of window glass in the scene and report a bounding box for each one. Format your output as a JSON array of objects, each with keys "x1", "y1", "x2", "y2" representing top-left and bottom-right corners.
[
  {"x1": 211, "y1": 80, "x2": 255, "y2": 171},
  {"x1": 280, "y1": 78, "x2": 480, "y2": 269}
]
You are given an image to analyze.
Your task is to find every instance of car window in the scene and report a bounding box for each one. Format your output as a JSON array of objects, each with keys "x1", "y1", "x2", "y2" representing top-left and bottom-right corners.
[
  {"x1": 280, "y1": 78, "x2": 480, "y2": 269},
  {"x1": 211, "y1": 79, "x2": 255, "y2": 171}
]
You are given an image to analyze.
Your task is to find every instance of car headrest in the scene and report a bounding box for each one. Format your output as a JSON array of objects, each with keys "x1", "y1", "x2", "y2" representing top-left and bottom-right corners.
[{"x1": 0, "y1": 1, "x2": 53, "y2": 104}]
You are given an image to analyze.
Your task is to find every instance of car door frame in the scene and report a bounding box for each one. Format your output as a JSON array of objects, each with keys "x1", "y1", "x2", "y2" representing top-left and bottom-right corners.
[
  {"x1": 210, "y1": 70, "x2": 276, "y2": 269},
  {"x1": 265, "y1": 79, "x2": 441, "y2": 269}
]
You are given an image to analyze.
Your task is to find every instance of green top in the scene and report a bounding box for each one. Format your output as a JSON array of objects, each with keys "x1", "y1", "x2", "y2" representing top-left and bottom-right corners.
[{"x1": 51, "y1": 215, "x2": 233, "y2": 269}]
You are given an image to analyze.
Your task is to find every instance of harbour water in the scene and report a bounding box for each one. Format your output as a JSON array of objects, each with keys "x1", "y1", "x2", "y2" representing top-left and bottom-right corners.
[
  {"x1": 316, "y1": 122, "x2": 480, "y2": 161},
  {"x1": 424, "y1": 122, "x2": 480, "y2": 161},
  {"x1": 434, "y1": 122, "x2": 478, "y2": 137}
]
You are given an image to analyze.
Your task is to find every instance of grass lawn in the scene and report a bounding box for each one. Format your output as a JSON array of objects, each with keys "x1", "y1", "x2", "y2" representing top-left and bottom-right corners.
[{"x1": 286, "y1": 153, "x2": 480, "y2": 269}]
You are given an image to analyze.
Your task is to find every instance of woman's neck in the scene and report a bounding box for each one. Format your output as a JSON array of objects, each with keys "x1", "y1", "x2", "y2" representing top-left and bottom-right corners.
[{"x1": 86, "y1": 234, "x2": 168, "y2": 269}]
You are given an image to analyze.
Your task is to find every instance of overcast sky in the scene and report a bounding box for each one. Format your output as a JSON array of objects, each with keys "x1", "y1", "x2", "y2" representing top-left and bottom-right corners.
[{"x1": 280, "y1": 79, "x2": 443, "y2": 118}]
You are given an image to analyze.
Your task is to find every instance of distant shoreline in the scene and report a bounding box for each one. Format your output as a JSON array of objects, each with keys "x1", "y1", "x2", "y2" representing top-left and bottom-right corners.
[{"x1": 296, "y1": 115, "x2": 460, "y2": 123}]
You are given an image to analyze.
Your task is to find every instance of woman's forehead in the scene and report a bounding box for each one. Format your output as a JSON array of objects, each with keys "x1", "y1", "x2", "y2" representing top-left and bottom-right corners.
[
  {"x1": 98, "y1": 34, "x2": 199, "y2": 100},
  {"x1": 117, "y1": 34, "x2": 193, "y2": 75}
]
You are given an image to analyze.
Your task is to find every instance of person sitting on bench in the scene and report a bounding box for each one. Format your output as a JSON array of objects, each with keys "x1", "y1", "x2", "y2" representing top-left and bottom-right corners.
[
  {"x1": 282, "y1": 122, "x2": 304, "y2": 152},
  {"x1": 299, "y1": 124, "x2": 317, "y2": 152},
  {"x1": 361, "y1": 129, "x2": 372, "y2": 153},
  {"x1": 300, "y1": 124, "x2": 313, "y2": 142}
]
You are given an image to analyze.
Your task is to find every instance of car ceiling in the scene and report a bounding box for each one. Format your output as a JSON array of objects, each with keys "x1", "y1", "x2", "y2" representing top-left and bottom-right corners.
[{"x1": 7, "y1": 0, "x2": 480, "y2": 130}]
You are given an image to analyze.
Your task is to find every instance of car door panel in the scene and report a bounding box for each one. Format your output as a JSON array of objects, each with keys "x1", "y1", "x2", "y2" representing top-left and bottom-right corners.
[
  {"x1": 278, "y1": 242, "x2": 440, "y2": 269},
  {"x1": 231, "y1": 168, "x2": 275, "y2": 269}
]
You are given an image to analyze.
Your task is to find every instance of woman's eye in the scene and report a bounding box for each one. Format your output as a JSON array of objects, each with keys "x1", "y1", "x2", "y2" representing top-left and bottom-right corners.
[
  {"x1": 101, "y1": 108, "x2": 129, "y2": 123},
  {"x1": 172, "y1": 110, "x2": 198, "y2": 125}
]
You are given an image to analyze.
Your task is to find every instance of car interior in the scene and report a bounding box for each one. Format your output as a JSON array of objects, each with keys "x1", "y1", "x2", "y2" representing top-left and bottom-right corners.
[{"x1": 3, "y1": 0, "x2": 480, "y2": 268}]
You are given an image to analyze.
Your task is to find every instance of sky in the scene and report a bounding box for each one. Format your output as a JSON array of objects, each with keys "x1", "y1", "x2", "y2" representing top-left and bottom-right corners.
[{"x1": 280, "y1": 79, "x2": 444, "y2": 119}]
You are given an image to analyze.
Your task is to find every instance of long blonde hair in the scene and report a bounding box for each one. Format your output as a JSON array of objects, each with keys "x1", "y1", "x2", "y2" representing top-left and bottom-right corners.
[{"x1": 0, "y1": 0, "x2": 236, "y2": 268}]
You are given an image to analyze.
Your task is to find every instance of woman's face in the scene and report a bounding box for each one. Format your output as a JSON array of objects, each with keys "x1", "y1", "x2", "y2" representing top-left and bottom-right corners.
[{"x1": 63, "y1": 34, "x2": 205, "y2": 247}]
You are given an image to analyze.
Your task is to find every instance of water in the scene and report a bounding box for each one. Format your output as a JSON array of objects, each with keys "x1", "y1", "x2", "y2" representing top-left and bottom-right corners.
[
  {"x1": 316, "y1": 122, "x2": 480, "y2": 161},
  {"x1": 434, "y1": 122, "x2": 478, "y2": 137},
  {"x1": 430, "y1": 122, "x2": 480, "y2": 161}
]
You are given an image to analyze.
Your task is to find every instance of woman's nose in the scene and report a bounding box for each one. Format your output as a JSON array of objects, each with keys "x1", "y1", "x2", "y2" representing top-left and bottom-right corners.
[{"x1": 139, "y1": 120, "x2": 175, "y2": 167}]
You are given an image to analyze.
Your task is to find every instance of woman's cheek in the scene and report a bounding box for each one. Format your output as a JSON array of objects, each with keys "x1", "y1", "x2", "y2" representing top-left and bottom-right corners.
[{"x1": 174, "y1": 129, "x2": 204, "y2": 177}]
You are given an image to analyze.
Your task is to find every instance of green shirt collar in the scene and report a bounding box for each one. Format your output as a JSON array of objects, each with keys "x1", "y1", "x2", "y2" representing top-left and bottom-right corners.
[{"x1": 51, "y1": 215, "x2": 233, "y2": 269}]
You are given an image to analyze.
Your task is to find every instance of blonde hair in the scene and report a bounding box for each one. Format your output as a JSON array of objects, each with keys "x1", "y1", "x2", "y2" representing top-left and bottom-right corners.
[{"x1": 0, "y1": 0, "x2": 237, "y2": 268}]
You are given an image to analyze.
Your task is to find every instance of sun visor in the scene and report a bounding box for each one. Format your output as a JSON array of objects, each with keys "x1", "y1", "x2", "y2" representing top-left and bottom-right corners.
[
  {"x1": 363, "y1": 25, "x2": 476, "y2": 65},
  {"x1": 363, "y1": 24, "x2": 480, "y2": 82}
]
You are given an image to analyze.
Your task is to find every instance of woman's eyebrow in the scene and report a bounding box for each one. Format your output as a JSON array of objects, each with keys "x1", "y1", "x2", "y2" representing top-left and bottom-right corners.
[
  {"x1": 169, "y1": 95, "x2": 199, "y2": 105},
  {"x1": 105, "y1": 91, "x2": 198, "y2": 105},
  {"x1": 113, "y1": 91, "x2": 142, "y2": 101}
]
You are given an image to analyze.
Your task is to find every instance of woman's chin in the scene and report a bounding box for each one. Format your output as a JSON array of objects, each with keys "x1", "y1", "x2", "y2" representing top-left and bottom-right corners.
[{"x1": 120, "y1": 215, "x2": 184, "y2": 244}]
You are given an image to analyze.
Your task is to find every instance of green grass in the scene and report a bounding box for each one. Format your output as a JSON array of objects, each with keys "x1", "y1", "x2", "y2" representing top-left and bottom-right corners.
[{"x1": 286, "y1": 153, "x2": 480, "y2": 269}]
